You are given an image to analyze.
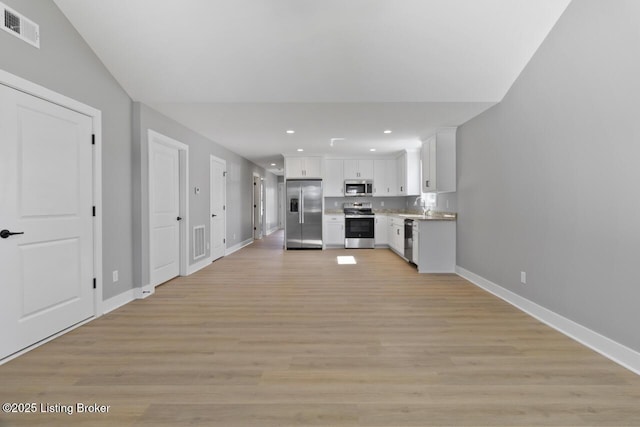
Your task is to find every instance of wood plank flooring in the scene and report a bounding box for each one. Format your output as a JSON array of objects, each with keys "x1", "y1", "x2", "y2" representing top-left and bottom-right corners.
[{"x1": 1, "y1": 230, "x2": 639, "y2": 426}]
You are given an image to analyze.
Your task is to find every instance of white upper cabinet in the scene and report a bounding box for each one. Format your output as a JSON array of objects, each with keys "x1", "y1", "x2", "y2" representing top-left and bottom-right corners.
[
  {"x1": 421, "y1": 128, "x2": 456, "y2": 193},
  {"x1": 343, "y1": 159, "x2": 374, "y2": 180},
  {"x1": 373, "y1": 159, "x2": 397, "y2": 197},
  {"x1": 397, "y1": 149, "x2": 420, "y2": 196},
  {"x1": 324, "y1": 159, "x2": 344, "y2": 196},
  {"x1": 285, "y1": 156, "x2": 323, "y2": 179}
]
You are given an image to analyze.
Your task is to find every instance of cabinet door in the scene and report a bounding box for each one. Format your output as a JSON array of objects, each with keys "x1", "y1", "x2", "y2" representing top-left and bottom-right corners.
[
  {"x1": 385, "y1": 159, "x2": 398, "y2": 196},
  {"x1": 405, "y1": 150, "x2": 421, "y2": 196},
  {"x1": 343, "y1": 159, "x2": 359, "y2": 179},
  {"x1": 285, "y1": 157, "x2": 304, "y2": 178},
  {"x1": 421, "y1": 137, "x2": 437, "y2": 192},
  {"x1": 374, "y1": 215, "x2": 388, "y2": 245},
  {"x1": 397, "y1": 154, "x2": 407, "y2": 195},
  {"x1": 304, "y1": 157, "x2": 323, "y2": 178},
  {"x1": 388, "y1": 221, "x2": 396, "y2": 251},
  {"x1": 324, "y1": 221, "x2": 344, "y2": 245},
  {"x1": 324, "y1": 159, "x2": 344, "y2": 197},
  {"x1": 358, "y1": 160, "x2": 374, "y2": 179},
  {"x1": 344, "y1": 159, "x2": 373, "y2": 179},
  {"x1": 373, "y1": 160, "x2": 386, "y2": 196}
]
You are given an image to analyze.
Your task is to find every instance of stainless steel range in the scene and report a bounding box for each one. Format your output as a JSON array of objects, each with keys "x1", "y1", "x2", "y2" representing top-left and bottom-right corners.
[{"x1": 343, "y1": 202, "x2": 375, "y2": 249}]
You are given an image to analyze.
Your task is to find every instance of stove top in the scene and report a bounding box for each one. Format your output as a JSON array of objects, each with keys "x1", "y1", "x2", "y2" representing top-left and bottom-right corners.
[{"x1": 343, "y1": 202, "x2": 374, "y2": 216}]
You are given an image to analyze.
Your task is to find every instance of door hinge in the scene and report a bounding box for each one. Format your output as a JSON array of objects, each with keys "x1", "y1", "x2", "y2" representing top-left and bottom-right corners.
[
  {"x1": 223, "y1": 171, "x2": 227, "y2": 177},
  {"x1": 254, "y1": 182, "x2": 256, "y2": 186},
  {"x1": 91, "y1": 134, "x2": 95, "y2": 145},
  {"x1": 92, "y1": 206, "x2": 96, "y2": 217},
  {"x1": 223, "y1": 205, "x2": 226, "y2": 211},
  {"x1": 93, "y1": 278, "x2": 96, "y2": 289},
  {"x1": 223, "y1": 238, "x2": 226, "y2": 243}
]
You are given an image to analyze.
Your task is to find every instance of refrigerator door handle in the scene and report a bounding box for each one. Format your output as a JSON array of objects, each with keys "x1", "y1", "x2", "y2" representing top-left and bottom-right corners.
[{"x1": 300, "y1": 188, "x2": 305, "y2": 224}]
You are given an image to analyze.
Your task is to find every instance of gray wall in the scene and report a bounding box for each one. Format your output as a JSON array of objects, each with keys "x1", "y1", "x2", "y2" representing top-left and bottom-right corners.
[
  {"x1": 0, "y1": 0, "x2": 134, "y2": 300},
  {"x1": 264, "y1": 172, "x2": 279, "y2": 233},
  {"x1": 133, "y1": 103, "x2": 267, "y2": 287},
  {"x1": 457, "y1": 0, "x2": 640, "y2": 351}
]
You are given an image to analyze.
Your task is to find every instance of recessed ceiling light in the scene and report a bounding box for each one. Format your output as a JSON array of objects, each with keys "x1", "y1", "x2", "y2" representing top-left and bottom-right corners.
[
  {"x1": 370, "y1": 148, "x2": 376, "y2": 152},
  {"x1": 297, "y1": 148, "x2": 304, "y2": 152},
  {"x1": 286, "y1": 130, "x2": 295, "y2": 134},
  {"x1": 384, "y1": 130, "x2": 392, "y2": 134},
  {"x1": 270, "y1": 163, "x2": 276, "y2": 166}
]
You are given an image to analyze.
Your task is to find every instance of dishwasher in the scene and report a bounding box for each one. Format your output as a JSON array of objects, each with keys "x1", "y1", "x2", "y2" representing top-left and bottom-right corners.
[
  {"x1": 404, "y1": 219, "x2": 414, "y2": 263},
  {"x1": 404, "y1": 219, "x2": 420, "y2": 267}
]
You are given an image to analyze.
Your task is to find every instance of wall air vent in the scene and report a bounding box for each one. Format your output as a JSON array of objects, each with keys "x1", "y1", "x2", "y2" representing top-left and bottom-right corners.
[
  {"x1": 1, "y1": 2, "x2": 39, "y2": 48},
  {"x1": 193, "y1": 225, "x2": 206, "y2": 260}
]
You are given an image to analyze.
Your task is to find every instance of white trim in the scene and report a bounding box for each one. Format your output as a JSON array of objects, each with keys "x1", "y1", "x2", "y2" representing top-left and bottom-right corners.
[
  {"x1": 147, "y1": 130, "x2": 189, "y2": 286},
  {"x1": 102, "y1": 289, "x2": 135, "y2": 314},
  {"x1": 135, "y1": 284, "x2": 155, "y2": 299},
  {"x1": 252, "y1": 173, "x2": 263, "y2": 240},
  {"x1": 0, "y1": 69, "x2": 104, "y2": 329},
  {"x1": 226, "y1": 238, "x2": 254, "y2": 255},
  {"x1": 210, "y1": 155, "x2": 227, "y2": 260},
  {"x1": 456, "y1": 266, "x2": 640, "y2": 376},
  {"x1": 188, "y1": 256, "x2": 213, "y2": 275},
  {"x1": 265, "y1": 226, "x2": 280, "y2": 236}
]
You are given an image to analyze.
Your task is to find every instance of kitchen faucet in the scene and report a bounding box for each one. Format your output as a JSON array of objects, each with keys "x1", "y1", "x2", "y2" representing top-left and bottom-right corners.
[{"x1": 413, "y1": 195, "x2": 430, "y2": 216}]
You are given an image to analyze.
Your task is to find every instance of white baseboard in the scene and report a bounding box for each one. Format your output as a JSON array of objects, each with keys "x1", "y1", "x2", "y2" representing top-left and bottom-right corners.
[
  {"x1": 265, "y1": 226, "x2": 279, "y2": 236},
  {"x1": 456, "y1": 266, "x2": 640, "y2": 376},
  {"x1": 135, "y1": 283, "x2": 155, "y2": 299},
  {"x1": 226, "y1": 238, "x2": 253, "y2": 255},
  {"x1": 102, "y1": 289, "x2": 136, "y2": 314},
  {"x1": 188, "y1": 256, "x2": 213, "y2": 275},
  {"x1": 1, "y1": 316, "x2": 94, "y2": 366}
]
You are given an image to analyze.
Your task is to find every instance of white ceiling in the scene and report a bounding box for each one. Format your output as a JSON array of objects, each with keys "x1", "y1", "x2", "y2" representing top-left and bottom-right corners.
[{"x1": 54, "y1": 0, "x2": 571, "y2": 174}]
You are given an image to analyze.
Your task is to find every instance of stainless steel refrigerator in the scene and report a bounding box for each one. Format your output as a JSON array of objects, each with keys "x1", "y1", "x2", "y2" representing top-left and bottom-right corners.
[{"x1": 286, "y1": 180, "x2": 323, "y2": 249}]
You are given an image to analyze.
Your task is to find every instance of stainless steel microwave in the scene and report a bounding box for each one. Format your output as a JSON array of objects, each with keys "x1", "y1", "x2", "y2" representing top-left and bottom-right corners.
[{"x1": 344, "y1": 180, "x2": 373, "y2": 197}]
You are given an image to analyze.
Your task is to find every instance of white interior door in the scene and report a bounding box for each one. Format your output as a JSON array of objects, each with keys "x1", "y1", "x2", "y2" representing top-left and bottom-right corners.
[
  {"x1": 149, "y1": 138, "x2": 180, "y2": 286},
  {"x1": 0, "y1": 84, "x2": 95, "y2": 360},
  {"x1": 253, "y1": 176, "x2": 263, "y2": 239},
  {"x1": 210, "y1": 156, "x2": 226, "y2": 261}
]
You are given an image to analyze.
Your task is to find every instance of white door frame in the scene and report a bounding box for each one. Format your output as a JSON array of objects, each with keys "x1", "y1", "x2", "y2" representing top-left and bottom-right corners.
[
  {"x1": 0, "y1": 69, "x2": 103, "y2": 319},
  {"x1": 147, "y1": 130, "x2": 189, "y2": 291},
  {"x1": 210, "y1": 155, "x2": 227, "y2": 260}
]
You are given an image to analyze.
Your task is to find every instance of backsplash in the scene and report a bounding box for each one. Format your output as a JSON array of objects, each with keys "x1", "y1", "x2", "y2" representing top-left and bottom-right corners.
[{"x1": 325, "y1": 193, "x2": 458, "y2": 212}]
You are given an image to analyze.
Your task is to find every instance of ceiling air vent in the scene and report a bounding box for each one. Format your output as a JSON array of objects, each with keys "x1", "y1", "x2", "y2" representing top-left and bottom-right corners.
[{"x1": 1, "y1": 2, "x2": 39, "y2": 48}]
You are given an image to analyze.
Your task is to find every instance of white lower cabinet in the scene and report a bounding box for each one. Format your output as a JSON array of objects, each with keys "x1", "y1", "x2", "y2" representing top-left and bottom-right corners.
[
  {"x1": 389, "y1": 217, "x2": 404, "y2": 254},
  {"x1": 323, "y1": 214, "x2": 344, "y2": 247},
  {"x1": 416, "y1": 220, "x2": 456, "y2": 273},
  {"x1": 374, "y1": 214, "x2": 388, "y2": 245},
  {"x1": 384, "y1": 215, "x2": 456, "y2": 272}
]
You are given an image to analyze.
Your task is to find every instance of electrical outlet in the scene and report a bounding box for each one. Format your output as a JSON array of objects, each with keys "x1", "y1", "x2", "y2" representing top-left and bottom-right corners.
[
  {"x1": 233, "y1": 233, "x2": 236, "y2": 240},
  {"x1": 112, "y1": 270, "x2": 119, "y2": 283},
  {"x1": 520, "y1": 271, "x2": 526, "y2": 284},
  {"x1": 206, "y1": 242, "x2": 210, "y2": 250},
  {"x1": 446, "y1": 199, "x2": 449, "y2": 209},
  {"x1": 381, "y1": 201, "x2": 385, "y2": 207},
  {"x1": 334, "y1": 201, "x2": 338, "y2": 207}
]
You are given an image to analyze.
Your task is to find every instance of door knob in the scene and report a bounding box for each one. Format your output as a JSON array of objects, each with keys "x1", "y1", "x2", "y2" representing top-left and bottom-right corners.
[
  {"x1": 177, "y1": 217, "x2": 182, "y2": 221},
  {"x1": 212, "y1": 214, "x2": 217, "y2": 217},
  {"x1": 1, "y1": 229, "x2": 24, "y2": 239}
]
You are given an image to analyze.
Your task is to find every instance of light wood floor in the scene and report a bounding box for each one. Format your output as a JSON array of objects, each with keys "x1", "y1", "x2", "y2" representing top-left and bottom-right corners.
[{"x1": 1, "y1": 230, "x2": 639, "y2": 426}]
